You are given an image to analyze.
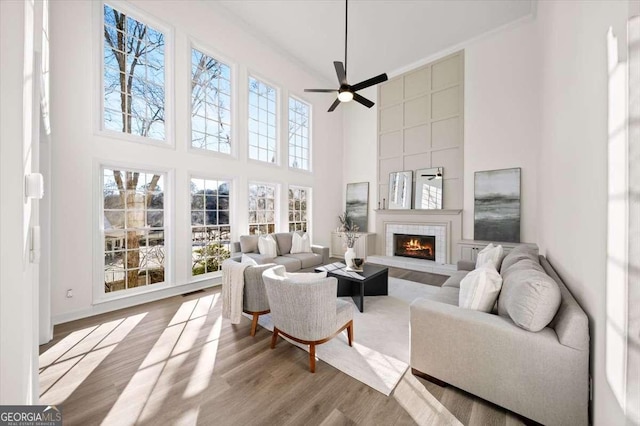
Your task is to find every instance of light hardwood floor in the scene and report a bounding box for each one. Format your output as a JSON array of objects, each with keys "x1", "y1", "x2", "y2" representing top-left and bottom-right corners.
[{"x1": 39, "y1": 265, "x2": 529, "y2": 426}]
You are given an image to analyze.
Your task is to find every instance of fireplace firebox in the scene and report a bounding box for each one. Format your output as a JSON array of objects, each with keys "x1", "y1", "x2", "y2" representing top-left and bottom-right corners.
[{"x1": 394, "y1": 234, "x2": 436, "y2": 261}]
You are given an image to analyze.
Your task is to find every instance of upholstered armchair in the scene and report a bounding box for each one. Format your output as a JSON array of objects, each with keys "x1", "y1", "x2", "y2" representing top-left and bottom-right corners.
[
  {"x1": 228, "y1": 259, "x2": 276, "y2": 336},
  {"x1": 262, "y1": 265, "x2": 354, "y2": 373}
]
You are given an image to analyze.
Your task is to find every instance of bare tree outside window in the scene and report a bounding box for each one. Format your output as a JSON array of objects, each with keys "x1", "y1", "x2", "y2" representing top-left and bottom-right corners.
[
  {"x1": 288, "y1": 98, "x2": 310, "y2": 170},
  {"x1": 288, "y1": 187, "x2": 308, "y2": 232},
  {"x1": 248, "y1": 77, "x2": 277, "y2": 163},
  {"x1": 103, "y1": 3, "x2": 165, "y2": 140},
  {"x1": 102, "y1": 5, "x2": 166, "y2": 293},
  {"x1": 103, "y1": 169, "x2": 165, "y2": 292},
  {"x1": 248, "y1": 183, "x2": 276, "y2": 234},
  {"x1": 191, "y1": 49, "x2": 232, "y2": 153}
]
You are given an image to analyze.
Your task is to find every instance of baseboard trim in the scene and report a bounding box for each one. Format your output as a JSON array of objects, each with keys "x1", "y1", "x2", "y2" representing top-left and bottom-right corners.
[{"x1": 52, "y1": 280, "x2": 219, "y2": 325}]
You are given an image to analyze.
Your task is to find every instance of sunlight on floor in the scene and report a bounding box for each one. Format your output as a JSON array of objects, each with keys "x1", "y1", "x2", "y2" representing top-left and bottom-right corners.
[
  {"x1": 183, "y1": 315, "x2": 222, "y2": 398},
  {"x1": 101, "y1": 293, "x2": 220, "y2": 425},
  {"x1": 39, "y1": 313, "x2": 147, "y2": 405},
  {"x1": 353, "y1": 342, "x2": 407, "y2": 390},
  {"x1": 393, "y1": 372, "x2": 463, "y2": 426}
]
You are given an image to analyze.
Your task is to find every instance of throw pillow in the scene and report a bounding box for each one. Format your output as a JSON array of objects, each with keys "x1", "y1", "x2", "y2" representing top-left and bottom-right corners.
[
  {"x1": 500, "y1": 258, "x2": 544, "y2": 282},
  {"x1": 498, "y1": 268, "x2": 561, "y2": 332},
  {"x1": 291, "y1": 232, "x2": 312, "y2": 254},
  {"x1": 241, "y1": 254, "x2": 258, "y2": 266},
  {"x1": 500, "y1": 244, "x2": 539, "y2": 273},
  {"x1": 257, "y1": 235, "x2": 277, "y2": 258},
  {"x1": 475, "y1": 243, "x2": 504, "y2": 270},
  {"x1": 459, "y1": 264, "x2": 503, "y2": 312},
  {"x1": 274, "y1": 233, "x2": 292, "y2": 256},
  {"x1": 240, "y1": 235, "x2": 259, "y2": 253}
]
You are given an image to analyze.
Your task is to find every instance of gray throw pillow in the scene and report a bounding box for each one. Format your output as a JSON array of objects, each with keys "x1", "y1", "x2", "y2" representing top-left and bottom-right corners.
[
  {"x1": 274, "y1": 232, "x2": 294, "y2": 255},
  {"x1": 500, "y1": 258, "x2": 544, "y2": 282},
  {"x1": 240, "y1": 235, "x2": 259, "y2": 253},
  {"x1": 498, "y1": 268, "x2": 561, "y2": 332},
  {"x1": 500, "y1": 244, "x2": 539, "y2": 273}
]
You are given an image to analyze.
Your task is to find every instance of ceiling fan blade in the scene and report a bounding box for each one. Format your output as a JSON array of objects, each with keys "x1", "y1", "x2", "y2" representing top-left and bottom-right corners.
[
  {"x1": 328, "y1": 98, "x2": 341, "y2": 112},
  {"x1": 304, "y1": 89, "x2": 338, "y2": 93},
  {"x1": 350, "y1": 73, "x2": 388, "y2": 92},
  {"x1": 353, "y1": 93, "x2": 374, "y2": 108},
  {"x1": 334, "y1": 61, "x2": 347, "y2": 85}
]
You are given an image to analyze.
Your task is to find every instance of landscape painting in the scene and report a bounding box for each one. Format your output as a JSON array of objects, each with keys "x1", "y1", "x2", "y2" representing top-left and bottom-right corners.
[
  {"x1": 474, "y1": 168, "x2": 521, "y2": 243},
  {"x1": 346, "y1": 182, "x2": 369, "y2": 232}
]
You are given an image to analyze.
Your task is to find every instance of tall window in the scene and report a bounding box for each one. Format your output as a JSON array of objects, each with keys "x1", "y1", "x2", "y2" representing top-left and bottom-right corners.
[
  {"x1": 288, "y1": 97, "x2": 310, "y2": 170},
  {"x1": 248, "y1": 77, "x2": 277, "y2": 163},
  {"x1": 190, "y1": 178, "x2": 231, "y2": 276},
  {"x1": 102, "y1": 168, "x2": 165, "y2": 293},
  {"x1": 191, "y1": 48, "x2": 231, "y2": 154},
  {"x1": 103, "y1": 3, "x2": 166, "y2": 140},
  {"x1": 248, "y1": 183, "x2": 276, "y2": 234},
  {"x1": 288, "y1": 187, "x2": 308, "y2": 232}
]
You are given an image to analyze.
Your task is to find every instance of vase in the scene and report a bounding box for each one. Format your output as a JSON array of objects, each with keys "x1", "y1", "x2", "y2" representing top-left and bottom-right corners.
[{"x1": 344, "y1": 247, "x2": 356, "y2": 268}]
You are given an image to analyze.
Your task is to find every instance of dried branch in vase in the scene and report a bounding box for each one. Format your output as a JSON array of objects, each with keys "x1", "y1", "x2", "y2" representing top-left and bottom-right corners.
[{"x1": 337, "y1": 211, "x2": 360, "y2": 248}]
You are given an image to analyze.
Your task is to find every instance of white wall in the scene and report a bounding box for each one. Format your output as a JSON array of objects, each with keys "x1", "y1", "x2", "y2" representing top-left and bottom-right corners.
[
  {"x1": 49, "y1": 0, "x2": 343, "y2": 323},
  {"x1": 0, "y1": 0, "x2": 41, "y2": 404},
  {"x1": 342, "y1": 86, "x2": 377, "y2": 233},
  {"x1": 342, "y1": 20, "x2": 540, "y2": 244},
  {"x1": 463, "y1": 19, "x2": 539, "y2": 242},
  {"x1": 536, "y1": 1, "x2": 632, "y2": 424}
]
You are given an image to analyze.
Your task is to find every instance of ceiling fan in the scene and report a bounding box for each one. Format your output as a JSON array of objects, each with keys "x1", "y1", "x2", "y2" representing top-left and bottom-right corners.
[
  {"x1": 421, "y1": 168, "x2": 443, "y2": 180},
  {"x1": 304, "y1": 0, "x2": 388, "y2": 112}
]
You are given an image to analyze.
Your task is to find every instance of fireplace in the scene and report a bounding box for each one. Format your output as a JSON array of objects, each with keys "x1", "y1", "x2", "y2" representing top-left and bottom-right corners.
[{"x1": 394, "y1": 234, "x2": 436, "y2": 261}]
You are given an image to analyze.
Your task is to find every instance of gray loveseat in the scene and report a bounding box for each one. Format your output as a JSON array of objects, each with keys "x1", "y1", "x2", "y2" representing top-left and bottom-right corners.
[
  {"x1": 410, "y1": 245, "x2": 589, "y2": 425},
  {"x1": 231, "y1": 232, "x2": 329, "y2": 272}
]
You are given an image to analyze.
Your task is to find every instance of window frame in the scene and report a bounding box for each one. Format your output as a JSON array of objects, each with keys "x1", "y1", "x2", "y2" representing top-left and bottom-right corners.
[
  {"x1": 188, "y1": 173, "x2": 235, "y2": 281},
  {"x1": 287, "y1": 185, "x2": 311, "y2": 235},
  {"x1": 247, "y1": 72, "x2": 281, "y2": 166},
  {"x1": 187, "y1": 39, "x2": 238, "y2": 159},
  {"x1": 94, "y1": 0, "x2": 175, "y2": 148},
  {"x1": 287, "y1": 94, "x2": 313, "y2": 173},
  {"x1": 247, "y1": 181, "x2": 279, "y2": 235},
  {"x1": 94, "y1": 160, "x2": 174, "y2": 303}
]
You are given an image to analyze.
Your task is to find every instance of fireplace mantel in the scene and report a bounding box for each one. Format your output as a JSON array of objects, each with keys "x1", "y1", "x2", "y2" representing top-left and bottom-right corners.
[{"x1": 374, "y1": 209, "x2": 463, "y2": 263}]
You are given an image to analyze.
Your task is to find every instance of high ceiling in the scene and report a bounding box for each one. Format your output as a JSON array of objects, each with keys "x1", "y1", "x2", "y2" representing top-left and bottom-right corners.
[{"x1": 215, "y1": 0, "x2": 534, "y2": 85}]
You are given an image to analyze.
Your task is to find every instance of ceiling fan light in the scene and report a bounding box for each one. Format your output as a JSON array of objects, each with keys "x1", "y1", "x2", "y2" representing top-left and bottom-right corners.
[{"x1": 338, "y1": 91, "x2": 354, "y2": 102}]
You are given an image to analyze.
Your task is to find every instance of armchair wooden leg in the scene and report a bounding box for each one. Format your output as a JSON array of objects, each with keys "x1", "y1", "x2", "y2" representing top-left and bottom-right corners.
[
  {"x1": 250, "y1": 313, "x2": 259, "y2": 337},
  {"x1": 309, "y1": 344, "x2": 316, "y2": 373},
  {"x1": 347, "y1": 321, "x2": 353, "y2": 347},
  {"x1": 271, "y1": 328, "x2": 279, "y2": 349}
]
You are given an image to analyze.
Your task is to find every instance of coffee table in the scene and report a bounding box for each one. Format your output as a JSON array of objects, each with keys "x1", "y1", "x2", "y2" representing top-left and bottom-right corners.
[{"x1": 315, "y1": 263, "x2": 388, "y2": 313}]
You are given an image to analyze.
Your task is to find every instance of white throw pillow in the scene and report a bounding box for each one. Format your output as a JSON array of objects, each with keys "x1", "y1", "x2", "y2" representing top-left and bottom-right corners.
[
  {"x1": 459, "y1": 264, "x2": 503, "y2": 312},
  {"x1": 291, "y1": 232, "x2": 312, "y2": 254},
  {"x1": 475, "y1": 243, "x2": 504, "y2": 270},
  {"x1": 257, "y1": 234, "x2": 277, "y2": 258},
  {"x1": 241, "y1": 254, "x2": 258, "y2": 266}
]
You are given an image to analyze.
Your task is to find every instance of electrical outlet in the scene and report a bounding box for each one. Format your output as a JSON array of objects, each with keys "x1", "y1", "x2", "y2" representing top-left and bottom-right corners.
[{"x1": 66, "y1": 289, "x2": 73, "y2": 298}]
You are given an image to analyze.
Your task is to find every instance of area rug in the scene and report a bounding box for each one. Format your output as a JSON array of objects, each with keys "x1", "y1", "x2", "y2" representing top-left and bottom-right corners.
[{"x1": 245, "y1": 277, "x2": 442, "y2": 396}]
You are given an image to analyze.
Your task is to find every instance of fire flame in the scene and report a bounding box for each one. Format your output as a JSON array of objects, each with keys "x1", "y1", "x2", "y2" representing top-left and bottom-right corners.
[{"x1": 402, "y1": 238, "x2": 432, "y2": 254}]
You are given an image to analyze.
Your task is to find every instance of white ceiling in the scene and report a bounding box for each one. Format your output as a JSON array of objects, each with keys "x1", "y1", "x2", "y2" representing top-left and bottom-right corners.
[{"x1": 215, "y1": 0, "x2": 534, "y2": 86}]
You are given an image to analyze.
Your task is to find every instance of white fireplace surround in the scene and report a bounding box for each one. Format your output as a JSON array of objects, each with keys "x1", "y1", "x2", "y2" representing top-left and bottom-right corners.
[{"x1": 386, "y1": 224, "x2": 446, "y2": 264}]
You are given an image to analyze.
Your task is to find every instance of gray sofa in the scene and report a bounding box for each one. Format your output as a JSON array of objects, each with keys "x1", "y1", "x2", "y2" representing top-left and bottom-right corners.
[
  {"x1": 410, "y1": 245, "x2": 589, "y2": 425},
  {"x1": 231, "y1": 232, "x2": 329, "y2": 272}
]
